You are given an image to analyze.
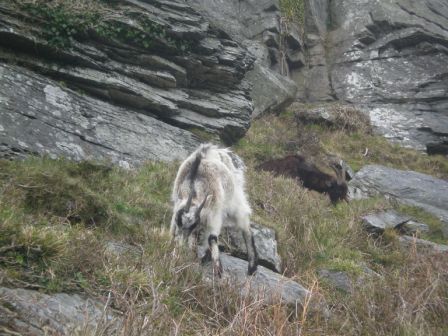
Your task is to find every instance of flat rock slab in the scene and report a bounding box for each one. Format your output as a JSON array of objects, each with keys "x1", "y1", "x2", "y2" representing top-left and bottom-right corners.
[
  {"x1": 105, "y1": 241, "x2": 141, "y2": 258},
  {"x1": 221, "y1": 222, "x2": 282, "y2": 273},
  {"x1": 362, "y1": 210, "x2": 412, "y2": 233},
  {"x1": 318, "y1": 266, "x2": 380, "y2": 293},
  {"x1": 401, "y1": 221, "x2": 430, "y2": 235},
  {"x1": 398, "y1": 236, "x2": 448, "y2": 253},
  {"x1": 0, "y1": 64, "x2": 198, "y2": 165},
  {"x1": 318, "y1": 269, "x2": 353, "y2": 293},
  {"x1": 202, "y1": 254, "x2": 328, "y2": 316},
  {"x1": 0, "y1": 287, "x2": 117, "y2": 335},
  {"x1": 349, "y1": 165, "x2": 448, "y2": 237}
]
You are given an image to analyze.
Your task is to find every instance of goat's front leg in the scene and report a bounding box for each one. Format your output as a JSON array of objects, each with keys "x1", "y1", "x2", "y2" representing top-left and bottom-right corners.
[{"x1": 170, "y1": 211, "x2": 183, "y2": 246}]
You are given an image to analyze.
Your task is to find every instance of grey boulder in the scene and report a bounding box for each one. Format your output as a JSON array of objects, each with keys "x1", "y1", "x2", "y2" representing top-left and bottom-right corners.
[
  {"x1": 401, "y1": 221, "x2": 430, "y2": 235},
  {"x1": 362, "y1": 210, "x2": 412, "y2": 233},
  {"x1": 221, "y1": 222, "x2": 282, "y2": 273},
  {"x1": 202, "y1": 253, "x2": 328, "y2": 316},
  {"x1": 318, "y1": 269, "x2": 353, "y2": 293},
  {"x1": 318, "y1": 266, "x2": 380, "y2": 293},
  {"x1": 398, "y1": 236, "x2": 448, "y2": 253},
  {"x1": 0, "y1": 287, "x2": 117, "y2": 335}
]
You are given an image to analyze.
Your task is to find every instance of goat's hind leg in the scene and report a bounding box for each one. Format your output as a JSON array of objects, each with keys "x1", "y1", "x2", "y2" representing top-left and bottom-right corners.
[
  {"x1": 201, "y1": 214, "x2": 223, "y2": 277},
  {"x1": 199, "y1": 232, "x2": 223, "y2": 277},
  {"x1": 242, "y1": 227, "x2": 258, "y2": 275},
  {"x1": 237, "y1": 213, "x2": 258, "y2": 275}
]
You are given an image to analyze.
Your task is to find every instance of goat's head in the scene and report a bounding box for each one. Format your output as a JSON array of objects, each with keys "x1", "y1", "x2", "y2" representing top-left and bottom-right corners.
[
  {"x1": 176, "y1": 193, "x2": 208, "y2": 237},
  {"x1": 328, "y1": 161, "x2": 348, "y2": 203}
]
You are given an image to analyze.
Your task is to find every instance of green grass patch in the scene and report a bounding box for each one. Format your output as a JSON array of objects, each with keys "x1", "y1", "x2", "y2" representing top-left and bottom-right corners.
[
  {"x1": 234, "y1": 113, "x2": 299, "y2": 164},
  {"x1": 14, "y1": 0, "x2": 107, "y2": 48},
  {"x1": 280, "y1": 0, "x2": 305, "y2": 26},
  {"x1": 187, "y1": 127, "x2": 219, "y2": 143},
  {"x1": 12, "y1": 0, "x2": 191, "y2": 52},
  {"x1": 0, "y1": 157, "x2": 177, "y2": 293},
  {"x1": 324, "y1": 258, "x2": 365, "y2": 276},
  {"x1": 244, "y1": 169, "x2": 391, "y2": 275},
  {"x1": 397, "y1": 205, "x2": 447, "y2": 244}
]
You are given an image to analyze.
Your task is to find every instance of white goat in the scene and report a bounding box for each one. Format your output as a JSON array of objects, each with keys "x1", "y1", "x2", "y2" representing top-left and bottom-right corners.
[{"x1": 170, "y1": 144, "x2": 258, "y2": 276}]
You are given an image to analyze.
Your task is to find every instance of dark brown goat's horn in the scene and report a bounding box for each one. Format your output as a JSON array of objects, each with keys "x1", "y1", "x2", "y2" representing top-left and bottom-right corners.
[
  {"x1": 195, "y1": 194, "x2": 208, "y2": 219},
  {"x1": 185, "y1": 190, "x2": 194, "y2": 212},
  {"x1": 330, "y1": 160, "x2": 346, "y2": 183}
]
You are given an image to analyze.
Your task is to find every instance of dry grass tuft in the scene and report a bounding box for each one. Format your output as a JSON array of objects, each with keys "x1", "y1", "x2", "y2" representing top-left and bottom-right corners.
[
  {"x1": 293, "y1": 103, "x2": 373, "y2": 135},
  {"x1": 330, "y1": 104, "x2": 372, "y2": 134}
]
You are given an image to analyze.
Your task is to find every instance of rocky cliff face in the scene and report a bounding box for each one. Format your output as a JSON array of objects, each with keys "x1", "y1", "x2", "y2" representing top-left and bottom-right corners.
[
  {"x1": 302, "y1": 0, "x2": 448, "y2": 151},
  {"x1": 0, "y1": 1, "x2": 239, "y2": 164},
  {"x1": 0, "y1": 0, "x2": 305, "y2": 164},
  {"x1": 186, "y1": 0, "x2": 305, "y2": 117}
]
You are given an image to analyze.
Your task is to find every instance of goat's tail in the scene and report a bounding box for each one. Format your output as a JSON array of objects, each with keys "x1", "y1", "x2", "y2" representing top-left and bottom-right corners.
[
  {"x1": 185, "y1": 144, "x2": 213, "y2": 208},
  {"x1": 188, "y1": 152, "x2": 202, "y2": 183},
  {"x1": 188, "y1": 144, "x2": 211, "y2": 182}
]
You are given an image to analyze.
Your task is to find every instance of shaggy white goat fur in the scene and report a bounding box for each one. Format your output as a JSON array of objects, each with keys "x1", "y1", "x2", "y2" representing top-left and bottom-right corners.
[{"x1": 170, "y1": 144, "x2": 258, "y2": 276}]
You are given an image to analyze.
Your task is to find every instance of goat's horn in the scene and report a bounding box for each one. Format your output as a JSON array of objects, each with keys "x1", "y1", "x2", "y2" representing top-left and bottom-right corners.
[
  {"x1": 185, "y1": 191, "x2": 194, "y2": 212},
  {"x1": 329, "y1": 163, "x2": 340, "y2": 177},
  {"x1": 339, "y1": 160, "x2": 347, "y2": 182},
  {"x1": 195, "y1": 195, "x2": 208, "y2": 219},
  {"x1": 329, "y1": 161, "x2": 345, "y2": 183}
]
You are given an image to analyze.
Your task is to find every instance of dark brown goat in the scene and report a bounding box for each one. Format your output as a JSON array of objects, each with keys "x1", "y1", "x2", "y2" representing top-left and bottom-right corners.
[{"x1": 258, "y1": 155, "x2": 348, "y2": 203}]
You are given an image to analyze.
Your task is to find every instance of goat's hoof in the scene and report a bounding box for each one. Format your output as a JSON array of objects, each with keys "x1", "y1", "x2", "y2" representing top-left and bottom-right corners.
[
  {"x1": 201, "y1": 249, "x2": 211, "y2": 263},
  {"x1": 247, "y1": 265, "x2": 258, "y2": 276}
]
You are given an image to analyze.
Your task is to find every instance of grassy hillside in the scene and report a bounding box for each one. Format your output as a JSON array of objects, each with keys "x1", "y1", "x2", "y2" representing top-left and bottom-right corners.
[{"x1": 1, "y1": 111, "x2": 447, "y2": 335}]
